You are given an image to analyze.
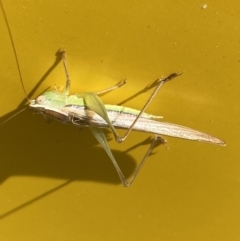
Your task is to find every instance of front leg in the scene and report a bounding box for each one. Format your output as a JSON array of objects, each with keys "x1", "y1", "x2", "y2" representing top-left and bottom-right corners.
[
  {"x1": 59, "y1": 49, "x2": 71, "y2": 95},
  {"x1": 94, "y1": 79, "x2": 126, "y2": 95}
]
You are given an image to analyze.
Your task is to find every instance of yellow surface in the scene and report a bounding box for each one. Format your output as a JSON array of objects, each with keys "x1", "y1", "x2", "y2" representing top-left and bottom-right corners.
[{"x1": 0, "y1": 0, "x2": 239, "y2": 240}]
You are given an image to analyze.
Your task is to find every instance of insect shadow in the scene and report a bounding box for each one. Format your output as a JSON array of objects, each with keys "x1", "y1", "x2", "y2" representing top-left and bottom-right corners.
[
  {"x1": 0, "y1": 50, "x2": 63, "y2": 124},
  {"x1": 0, "y1": 55, "x2": 161, "y2": 185},
  {"x1": 0, "y1": 111, "x2": 137, "y2": 185},
  {"x1": 118, "y1": 77, "x2": 164, "y2": 106}
]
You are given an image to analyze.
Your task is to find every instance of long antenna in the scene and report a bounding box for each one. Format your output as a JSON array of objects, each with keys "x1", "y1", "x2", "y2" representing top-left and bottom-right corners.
[{"x1": 0, "y1": 0, "x2": 29, "y2": 100}]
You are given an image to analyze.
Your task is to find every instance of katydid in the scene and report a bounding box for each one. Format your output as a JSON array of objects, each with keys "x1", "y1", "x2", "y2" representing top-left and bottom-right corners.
[
  {"x1": 1, "y1": 1, "x2": 225, "y2": 187},
  {"x1": 28, "y1": 50, "x2": 225, "y2": 187}
]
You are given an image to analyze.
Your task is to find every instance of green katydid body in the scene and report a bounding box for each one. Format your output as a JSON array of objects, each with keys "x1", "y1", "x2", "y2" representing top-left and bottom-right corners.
[{"x1": 30, "y1": 89, "x2": 225, "y2": 146}]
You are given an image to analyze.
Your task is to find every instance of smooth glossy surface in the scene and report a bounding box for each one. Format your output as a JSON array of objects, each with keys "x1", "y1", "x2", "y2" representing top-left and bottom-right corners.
[{"x1": 0, "y1": 1, "x2": 238, "y2": 240}]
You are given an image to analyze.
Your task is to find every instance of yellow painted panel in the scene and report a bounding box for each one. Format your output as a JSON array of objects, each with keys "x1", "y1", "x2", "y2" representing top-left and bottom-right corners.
[{"x1": 0, "y1": 1, "x2": 239, "y2": 241}]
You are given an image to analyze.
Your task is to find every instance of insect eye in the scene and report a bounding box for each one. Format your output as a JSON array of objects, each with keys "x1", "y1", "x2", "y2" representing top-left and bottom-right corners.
[{"x1": 36, "y1": 95, "x2": 46, "y2": 104}]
